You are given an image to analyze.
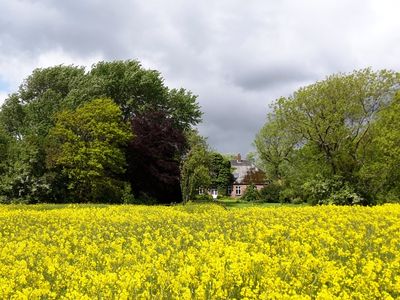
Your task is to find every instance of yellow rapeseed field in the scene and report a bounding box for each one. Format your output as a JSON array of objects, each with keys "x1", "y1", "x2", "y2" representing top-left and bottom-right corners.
[{"x1": 0, "y1": 204, "x2": 399, "y2": 299}]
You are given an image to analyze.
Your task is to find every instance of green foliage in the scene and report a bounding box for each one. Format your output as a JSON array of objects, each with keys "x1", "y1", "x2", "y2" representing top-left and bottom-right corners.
[
  {"x1": 0, "y1": 126, "x2": 10, "y2": 172},
  {"x1": 64, "y1": 60, "x2": 202, "y2": 128},
  {"x1": 241, "y1": 183, "x2": 261, "y2": 202},
  {"x1": 194, "y1": 193, "x2": 213, "y2": 201},
  {"x1": 209, "y1": 152, "x2": 233, "y2": 196},
  {"x1": 259, "y1": 182, "x2": 283, "y2": 203},
  {"x1": 0, "y1": 60, "x2": 202, "y2": 203},
  {"x1": 302, "y1": 176, "x2": 363, "y2": 205},
  {"x1": 254, "y1": 116, "x2": 296, "y2": 180},
  {"x1": 180, "y1": 131, "x2": 233, "y2": 202},
  {"x1": 357, "y1": 92, "x2": 400, "y2": 201},
  {"x1": 121, "y1": 183, "x2": 135, "y2": 204},
  {"x1": 181, "y1": 146, "x2": 212, "y2": 202},
  {"x1": 168, "y1": 88, "x2": 202, "y2": 131},
  {"x1": 278, "y1": 187, "x2": 299, "y2": 204},
  {"x1": 0, "y1": 94, "x2": 26, "y2": 139},
  {"x1": 255, "y1": 68, "x2": 400, "y2": 205},
  {"x1": 46, "y1": 98, "x2": 132, "y2": 202},
  {"x1": 0, "y1": 137, "x2": 51, "y2": 203}
]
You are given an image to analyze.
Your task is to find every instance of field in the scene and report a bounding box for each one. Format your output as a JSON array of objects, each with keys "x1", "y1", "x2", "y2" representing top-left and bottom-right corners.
[{"x1": 0, "y1": 204, "x2": 399, "y2": 299}]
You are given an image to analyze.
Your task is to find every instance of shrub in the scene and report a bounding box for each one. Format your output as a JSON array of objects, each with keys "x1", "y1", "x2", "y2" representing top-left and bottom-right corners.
[
  {"x1": 194, "y1": 194, "x2": 213, "y2": 201},
  {"x1": 279, "y1": 187, "x2": 298, "y2": 204},
  {"x1": 291, "y1": 197, "x2": 304, "y2": 205},
  {"x1": 259, "y1": 182, "x2": 282, "y2": 203},
  {"x1": 302, "y1": 175, "x2": 363, "y2": 205},
  {"x1": 241, "y1": 183, "x2": 261, "y2": 202},
  {"x1": 122, "y1": 183, "x2": 135, "y2": 204}
]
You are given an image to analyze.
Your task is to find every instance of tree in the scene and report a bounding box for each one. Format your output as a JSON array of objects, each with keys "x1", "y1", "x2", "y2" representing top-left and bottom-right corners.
[
  {"x1": 46, "y1": 98, "x2": 132, "y2": 202},
  {"x1": 0, "y1": 126, "x2": 9, "y2": 170},
  {"x1": 0, "y1": 94, "x2": 26, "y2": 140},
  {"x1": 0, "y1": 136, "x2": 51, "y2": 203},
  {"x1": 1, "y1": 65, "x2": 85, "y2": 139},
  {"x1": 180, "y1": 131, "x2": 212, "y2": 202},
  {"x1": 64, "y1": 60, "x2": 202, "y2": 127},
  {"x1": 0, "y1": 65, "x2": 86, "y2": 202},
  {"x1": 358, "y1": 92, "x2": 400, "y2": 202},
  {"x1": 255, "y1": 68, "x2": 400, "y2": 204},
  {"x1": 180, "y1": 131, "x2": 233, "y2": 201},
  {"x1": 254, "y1": 115, "x2": 296, "y2": 180},
  {"x1": 0, "y1": 60, "x2": 202, "y2": 203},
  {"x1": 274, "y1": 69, "x2": 398, "y2": 178},
  {"x1": 241, "y1": 183, "x2": 261, "y2": 202},
  {"x1": 63, "y1": 60, "x2": 202, "y2": 203},
  {"x1": 126, "y1": 111, "x2": 187, "y2": 203},
  {"x1": 209, "y1": 152, "x2": 232, "y2": 196}
]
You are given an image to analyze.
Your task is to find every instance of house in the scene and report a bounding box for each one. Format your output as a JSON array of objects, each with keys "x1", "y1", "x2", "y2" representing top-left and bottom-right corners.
[
  {"x1": 228, "y1": 153, "x2": 268, "y2": 198},
  {"x1": 199, "y1": 153, "x2": 268, "y2": 199}
]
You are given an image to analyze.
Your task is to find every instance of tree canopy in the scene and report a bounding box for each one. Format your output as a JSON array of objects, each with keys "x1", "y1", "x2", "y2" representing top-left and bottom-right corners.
[
  {"x1": 0, "y1": 60, "x2": 203, "y2": 203},
  {"x1": 127, "y1": 111, "x2": 187, "y2": 203},
  {"x1": 255, "y1": 68, "x2": 400, "y2": 205},
  {"x1": 46, "y1": 98, "x2": 132, "y2": 202},
  {"x1": 180, "y1": 131, "x2": 232, "y2": 202}
]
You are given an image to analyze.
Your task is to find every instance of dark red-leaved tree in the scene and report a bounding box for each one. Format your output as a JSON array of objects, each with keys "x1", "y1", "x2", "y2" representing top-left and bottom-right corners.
[{"x1": 126, "y1": 111, "x2": 187, "y2": 203}]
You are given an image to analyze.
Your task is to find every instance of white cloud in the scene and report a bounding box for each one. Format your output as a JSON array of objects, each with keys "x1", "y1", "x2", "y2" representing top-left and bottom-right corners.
[{"x1": 0, "y1": 48, "x2": 103, "y2": 104}]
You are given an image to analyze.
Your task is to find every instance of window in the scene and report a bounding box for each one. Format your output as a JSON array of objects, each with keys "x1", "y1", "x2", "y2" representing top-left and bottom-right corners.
[
  {"x1": 227, "y1": 186, "x2": 232, "y2": 195},
  {"x1": 198, "y1": 187, "x2": 204, "y2": 195},
  {"x1": 235, "y1": 185, "x2": 241, "y2": 195}
]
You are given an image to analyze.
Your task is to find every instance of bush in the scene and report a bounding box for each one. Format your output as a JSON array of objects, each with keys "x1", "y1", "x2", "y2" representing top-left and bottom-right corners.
[
  {"x1": 291, "y1": 197, "x2": 304, "y2": 205},
  {"x1": 128, "y1": 192, "x2": 158, "y2": 205},
  {"x1": 302, "y1": 176, "x2": 363, "y2": 205},
  {"x1": 259, "y1": 182, "x2": 282, "y2": 203},
  {"x1": 279, "y1": 188, "x2": 298, "y2": 204},
  {"x1": 241, "y1": 183, "x2": 261, "y2": 202},
  {"x1": 194, "y1": 194, "x2": 213, "y2": 201},
  {"x1": 122, "y1": 183, "x2": 135, "y2": 204}
]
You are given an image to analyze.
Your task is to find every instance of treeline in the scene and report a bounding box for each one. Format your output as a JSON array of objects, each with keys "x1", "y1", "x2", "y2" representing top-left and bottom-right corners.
[
  {"x1": 2, "y1": 63, "x2": 399, "y2": 205},
  {"x1": 255, "y1": 69, "x2": 400, "y2": 205},
  {"x1": 0, "y1": 60, "x2": 203, "y2": 204}
]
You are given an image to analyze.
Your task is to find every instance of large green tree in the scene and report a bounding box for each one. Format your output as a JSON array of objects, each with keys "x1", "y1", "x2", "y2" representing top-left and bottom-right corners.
[
  {"x1": 209, "y1": 152, "x2": 232, "y2": 195},
  {"x1": 254, "y1": 115, "x2": 296, "y2": 180},
  {"x1": 46, "y1": 98, "x2": 132, "y2": 202},
  {"x1": 0, "y1": 65, "x2": 87, "y2": 202},
  {"x1": 64, "y1": 60, "x2": 202, "y2": 127},
  {"x1": 255, "y1": 68, "x2": 400, "y2": 204},
  {"x1": 1, "y1": 65, "x2": 85, "y2": 139},
  {"x1": 180, "y1": 131, "x2": 232, "y2": 201},
  {"x1": 180, "y1": 131, "x2": 212, "y2": 202},
  {"x1": 0, "y1": 60, "x2": 202, "y2": 203},
  {"x1": 358, "y1": 92, "x2": 400, "y2": 202}
]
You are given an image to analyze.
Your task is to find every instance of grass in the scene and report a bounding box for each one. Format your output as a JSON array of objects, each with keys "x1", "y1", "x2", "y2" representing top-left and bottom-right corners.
[
  {"x1": 2, "y1": 199, "x2": 306, "y2": 211},
  {"x1": 215, "y1": 197, "x2": 308, "y2": 209}
]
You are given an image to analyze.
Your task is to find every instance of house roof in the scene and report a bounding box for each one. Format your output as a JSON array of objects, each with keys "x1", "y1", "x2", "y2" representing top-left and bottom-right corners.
[
  {"x1": 230, "y1": 159, "x2": 252, "y2": 167},
  {"x1": 230, "y1": 158, "x2": 267, "y2": 185}
]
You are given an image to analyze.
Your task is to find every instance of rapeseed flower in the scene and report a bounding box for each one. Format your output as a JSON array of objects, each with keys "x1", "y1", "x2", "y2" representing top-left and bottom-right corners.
[{"x1": 0, "y1": 204, "x2": 399, "y2": 299}]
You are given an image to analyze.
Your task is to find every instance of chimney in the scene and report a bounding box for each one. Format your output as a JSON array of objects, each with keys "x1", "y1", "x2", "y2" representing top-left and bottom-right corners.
[{"x1": 237, "y1": 153, "x2": 241, "y2": 162}]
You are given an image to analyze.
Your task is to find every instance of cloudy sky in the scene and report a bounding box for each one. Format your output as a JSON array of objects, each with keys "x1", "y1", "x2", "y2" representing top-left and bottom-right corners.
[{"x1": 1, "y1": 0, "x2": 400, "y2": 155}]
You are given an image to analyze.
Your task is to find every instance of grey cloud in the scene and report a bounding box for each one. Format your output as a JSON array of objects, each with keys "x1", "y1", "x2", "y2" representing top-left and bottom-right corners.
[
  {"x1": 230, "y1": 64, "x2": 317, "y2": 91},
  {"x1": 1, "y1": 0, "x2": 400, "y2": 155}
]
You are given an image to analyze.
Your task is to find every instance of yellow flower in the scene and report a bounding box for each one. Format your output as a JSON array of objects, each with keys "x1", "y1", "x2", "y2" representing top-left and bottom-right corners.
[{"x1": 0, "y1": 203, "x2": 399, "y2": 299}]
